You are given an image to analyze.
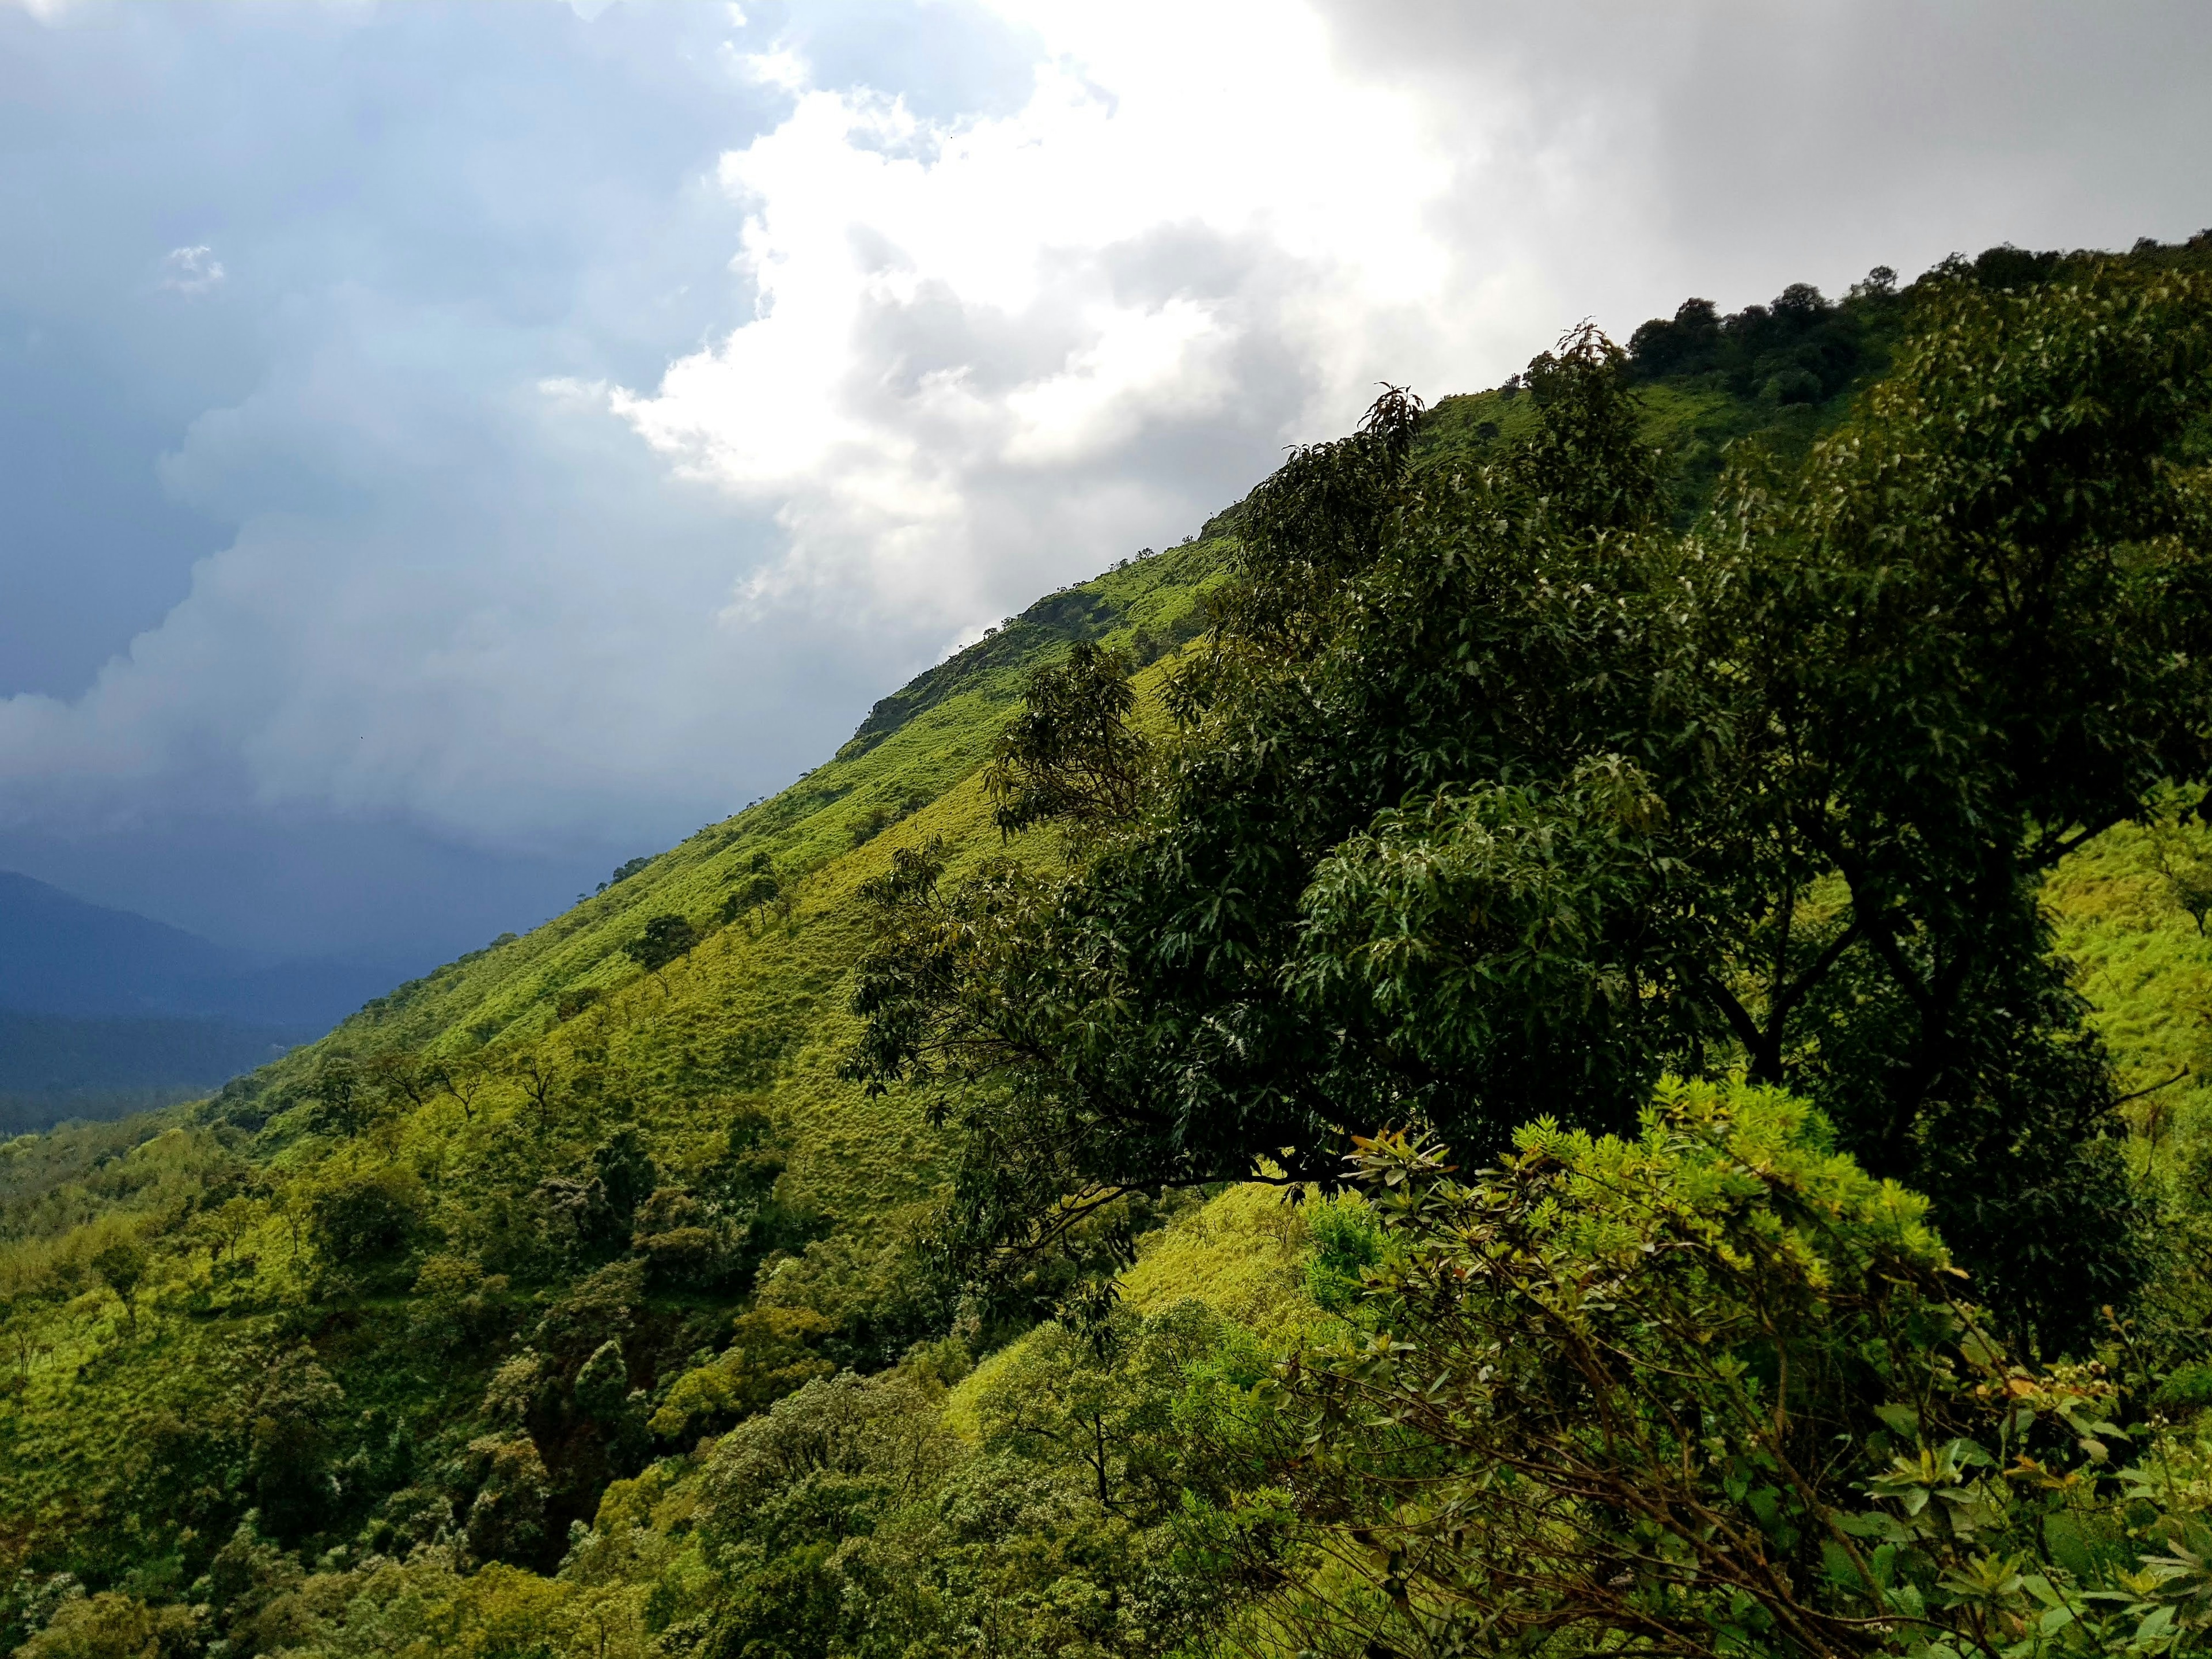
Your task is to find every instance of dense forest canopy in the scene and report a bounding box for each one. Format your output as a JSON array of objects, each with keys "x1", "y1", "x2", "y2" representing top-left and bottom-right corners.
[
  {"x1": 854, "y1": 256, "x2": 2212, "y2": 1350},
  {"x1": 4, "y1": 233, "x2": 2212, "y2": 1659}
]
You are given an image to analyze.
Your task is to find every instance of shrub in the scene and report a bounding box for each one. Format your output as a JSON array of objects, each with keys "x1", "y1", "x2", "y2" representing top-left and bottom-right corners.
[
  {"x1": 649, "y1": 1306, "x2": 834, "y2": 1441},
  {"x1": 1252, "y1": 1079, "x2": 2212, "y2": 1657},
  {"x1": 305, "y1": 1164, "x2": 424, "y2": 1268},
  {"x1": 464, "y1": 1436, "x2": 551, "y2": 1568},
  {"x1": 624, "y1": 914, "x2": 699, "y2": 973},
  {"x1": 16, "y1": 1590, "x2": 200, "y2": 1659},
  {"x1": 553, "y1": 984, "x2": 604, "y2": 1021}
]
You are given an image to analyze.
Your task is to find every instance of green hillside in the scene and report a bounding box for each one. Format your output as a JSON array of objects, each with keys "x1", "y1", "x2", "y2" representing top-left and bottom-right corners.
[{"x1": 6, "y1": 234, "x2": 2212, "y2": 1658}]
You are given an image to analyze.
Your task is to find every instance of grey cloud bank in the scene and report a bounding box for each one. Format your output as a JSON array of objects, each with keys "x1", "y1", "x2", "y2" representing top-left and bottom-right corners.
[{"x1": 0, "y1": 0, "x2": 2205, "y2": 972}]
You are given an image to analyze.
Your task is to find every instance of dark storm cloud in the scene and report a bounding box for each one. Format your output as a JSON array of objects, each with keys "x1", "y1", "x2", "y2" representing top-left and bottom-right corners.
[{"x1": 1314, "y1": 0, "x2": 2212, "y2": 328}]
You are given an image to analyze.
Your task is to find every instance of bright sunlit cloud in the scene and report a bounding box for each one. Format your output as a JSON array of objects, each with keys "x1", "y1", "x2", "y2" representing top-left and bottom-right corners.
[{"x1": 611, "y1": 8, "x2": 1468, "y2": 637}]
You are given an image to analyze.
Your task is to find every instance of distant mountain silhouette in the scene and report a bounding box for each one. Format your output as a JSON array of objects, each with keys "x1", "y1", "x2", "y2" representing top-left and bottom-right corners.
[
  {"x1": 0, "y1": 870, "x2": 419, "y2": 1125},
  {"x1": 0, "y1": 1009, "x2": 302, "y2": 1134},
  {"x1": 0, "y1": 869, "x2": 240, "y2": 1017},
  {"x1": 0, "y1": 870, "x2": 407, "y2": 1025}
]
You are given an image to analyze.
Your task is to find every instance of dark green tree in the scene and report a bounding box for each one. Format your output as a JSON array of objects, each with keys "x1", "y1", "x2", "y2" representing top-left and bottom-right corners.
[
  {"x1": 626, "y1": 912, "x2": 700, "y2": 972},
  {"x1": 90, "y1": 1238, "x2": 148, "y2": 1335},
  {"x1": 984, "y1": 640, "x2": 1152, "y2": 838},
  {"x1": 852, "y1": 265, "x2": 2212, "y2": 1347},
  {"x1": 362, "y1": 1048, "x2": 444, "y2": 1113},
  {"x1": 597, "y1": 855, "x2": 652, "y2": 895},
  {"x1": 305, "y1": 1056, "x2": 373, "y2": 1138},
  {"x1": 721, "y1": 851, "x2": 783, "y2": 928},
  {"x1": 305, "y1": 1166, "x2": 423, "y2": 1270},
  {"x1": 239, "y1": 1347, "x2": 346, "y2": 1540},
  {"x1": 590, "y1": 1127, "x2": 656, "y2": 1242}
]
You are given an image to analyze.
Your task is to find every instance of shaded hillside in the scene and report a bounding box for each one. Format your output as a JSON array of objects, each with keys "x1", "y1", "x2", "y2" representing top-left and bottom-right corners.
[
  {"x1": 0, "y1": 872, "x2": 405, "y2": 1029},
  {"x1": 0, "y1": 1012, "x2": 302, "y2": 1137},
  {"x1": 0, "y1": 873, "x2": 418, "y2": 1126},
  {"x1": 0, "y1": 874, "x2": 236, "y2": 1019}
]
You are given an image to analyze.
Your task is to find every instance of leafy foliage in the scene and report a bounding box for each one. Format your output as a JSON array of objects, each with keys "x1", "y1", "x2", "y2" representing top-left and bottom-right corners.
[
  {"x1": 984, "y1": 641, "x2": 1153, "y2": 839},
  {"x1": 626, "y1": 914, "x2": 703, "y2": 974},
  {"x1": 7, "y1": 236, "x2": 2212, "y2": 1659},
  {"x1": 1251, "y1": 1080, "x2": 2212, "y2": 1657},
  {"x1": 851, "y1": 260, "x2": 2212, "y2": 1349}
]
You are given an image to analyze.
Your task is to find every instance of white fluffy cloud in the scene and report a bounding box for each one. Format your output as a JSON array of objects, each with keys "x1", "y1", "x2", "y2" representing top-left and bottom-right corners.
[
  {"x1": 609, "y1": 1, "x2": 1496, "y2": 637},
  {"x1": 613, "y1": 0, "x2": 2212, "y2": 655},
  {"x1": 158, "y1": 244, "x2": 226, "y2": 294},
  {"x1": 5, "y1": 0, "x2": 1528, "y2": 880}
]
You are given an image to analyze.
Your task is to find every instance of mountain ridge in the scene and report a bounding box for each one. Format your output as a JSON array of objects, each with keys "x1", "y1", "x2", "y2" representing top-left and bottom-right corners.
[
  {"x1": 0, "y1": 870, "x2": 426, "y2": 1127},
  {"x1": 0, "y1": 870, "x2": 416, "y2": 1029},
  {"x1": 5, "y1": 235, "x2": 2210, "y2": 1657}
]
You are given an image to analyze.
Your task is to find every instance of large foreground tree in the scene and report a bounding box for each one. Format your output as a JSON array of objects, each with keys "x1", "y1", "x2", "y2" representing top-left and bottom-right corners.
[{"x1": 853, "y1": 262, "x2": 2212, "y2": 1348}]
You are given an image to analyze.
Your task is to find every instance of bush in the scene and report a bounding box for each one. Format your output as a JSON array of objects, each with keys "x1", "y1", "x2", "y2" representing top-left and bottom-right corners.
[
  {"x1": 16, "y1": 1590, "x2": 200, "y2": 1659},
  {"x1": 305, "y1": 1164, "x2": 424, "y2": 1270},
  {"x1": 552, "y1": 984, "x2": 603, "y2": 1021},
  {"x1": 649, "y1": 1306, "x2": 834, "y2": 1441},
  {"x1": 1298, "y1": 1191, "x2": 1383, "y2": 1315},
  {"x1": 1251, "y1": 1079, "x2": 2212, "y2": 1657},
  {"x1": 238, "y1": 1347, "x2": 347, "y2": 1540},
  {"x1": 464, "y1": 1435, "x2": 551, "y2": 1568},
  {"x1": 624, "y1": 914, "x2": 699, "y2": 973}
]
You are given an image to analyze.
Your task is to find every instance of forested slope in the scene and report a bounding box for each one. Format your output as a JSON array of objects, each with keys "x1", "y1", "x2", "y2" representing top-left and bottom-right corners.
[{"x1": 5, "y1": 234, "x2": 2212, "y2": 1659}]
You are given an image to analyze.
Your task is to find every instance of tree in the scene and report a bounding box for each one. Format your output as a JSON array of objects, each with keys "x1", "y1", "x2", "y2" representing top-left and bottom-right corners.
[
  {"x1": 554, "y1": 984, "x2": 605, "y2": 1022},
  {"x1": 239, "y1": 1346, "x2": 346, "y2": 1540},
  {"x1": 592, "y1": 1127, "x2": 656, "y2": 1240},
  {"x1": 695, "y1": 1370, "x2": 955, "y2": 1562},
  {"x1": 15, "y1": 1590, "x2": 200, "y2": 1659},
  {"x1": 968, "y1": 1299, "x2": 1221, "y2": 1515},
  {"x1": 597, "y1": 855, "x2": 652, "y2": 896},
  {"x1": 465, "y1": 1435, "x2": 551, "y2": 1567},
  {"x1": 852, "y1": 266, "x2": 2212, "y2": 1345},
  {"x1": 722, "y1": 853, "x2": 794, "y2": 935},
  {"x1": 3, "y1": 1294, "x2": 52, "y2": 1383},
  {"x1": 984, "y1": 641, "x2": 1153, "y2": 839},
  {"x1": 647, "y1": 1306, "x2": 833, "y2": 1441},
  {"x1": 305, "y1": 1056, "x2": 373, "y2": 1138},
  {"x1": 363, "y1": 1048, "x2": 444, "y2": 1114},
  {"x1": 574, "y1": 1338, "x2": 649, "y2": 1471},
  {"x1": 304, "y1": 1165, "x2": 423, "y2": 1270},
  {"x1": 625, "y1": 914, "x2": 699, "y2": 974},
  {"x1": 2150, "y1": 793, "x2": 2212, "y2": 935},
  {"x1": 441, "y1": 1054, "x2": 490, "y2": 1125},
  {"x1": 194, "y1": 1193, "x2": 263, "y2": 1270},
  {"x1": 89, "y1": 1238, "x2": 147, "y2": 1335},
  {"x1": 510, "y1": 1050, "x2": 566, "y2": 1140}
]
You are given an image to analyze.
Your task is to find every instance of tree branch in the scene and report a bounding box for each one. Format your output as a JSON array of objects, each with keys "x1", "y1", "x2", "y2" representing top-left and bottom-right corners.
[{"x1": 1771, "y1": 913, "x2": 1870, "y2": 1025}]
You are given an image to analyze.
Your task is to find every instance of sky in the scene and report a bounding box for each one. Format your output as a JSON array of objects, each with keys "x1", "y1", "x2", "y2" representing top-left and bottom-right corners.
[{"x1": 0, "y1": 0, "x2": 2206, "y2": 973}]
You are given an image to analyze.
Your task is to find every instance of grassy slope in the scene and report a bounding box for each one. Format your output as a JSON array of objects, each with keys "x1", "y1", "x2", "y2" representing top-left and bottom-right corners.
[
  {"x1": 12, "y1": 245, "x2": 2212, "y2": 1623},
  {"x1": 2047, "y1": 824, "x2": 2212, "y2": 1165},
  {"x1": 0, "y1": 535, "x2": 1230, "y2": 1580},
  {"x1": 0, "y1": 350, "x2": 1977, "y2": 1584}
]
